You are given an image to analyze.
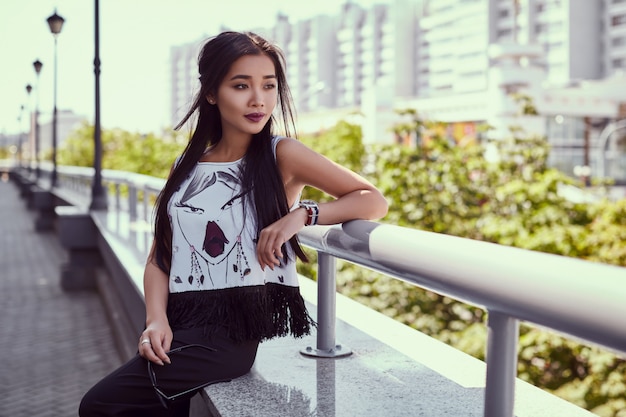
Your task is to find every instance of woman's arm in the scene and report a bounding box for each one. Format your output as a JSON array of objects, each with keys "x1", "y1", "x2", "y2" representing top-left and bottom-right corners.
[
  {"x1": 139, "y1": 160, "x2": 179, "y2": 364},
  {"x1": 279, "y1": 138, "x2": 388, "y2": 221},
  {"x1": 256, "y1": 138, "x2": 388, "y2": 269},
  {"x1": 138, "y1": 245, "x2": 173, "y2": 366}
]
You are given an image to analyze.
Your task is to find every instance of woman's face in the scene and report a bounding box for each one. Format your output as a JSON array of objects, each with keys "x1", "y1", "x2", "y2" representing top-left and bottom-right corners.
[{"x1": 210, "y1": 54, "x2": 278, "y2": 138}]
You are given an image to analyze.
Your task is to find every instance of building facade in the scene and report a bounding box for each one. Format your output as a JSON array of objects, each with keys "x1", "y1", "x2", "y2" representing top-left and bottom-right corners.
[{"x1": 169, "y1": 0, "x2": 626, "y2": 182}]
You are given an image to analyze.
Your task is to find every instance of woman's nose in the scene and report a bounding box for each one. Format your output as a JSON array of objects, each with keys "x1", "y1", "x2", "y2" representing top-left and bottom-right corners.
[{"x1": 250, "y1": 88, "x2": 265, "y2": 107}]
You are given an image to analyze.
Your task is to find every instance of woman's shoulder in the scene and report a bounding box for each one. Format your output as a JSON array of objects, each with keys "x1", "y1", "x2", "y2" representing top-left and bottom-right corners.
[
  {"x1": 273, "y1": 137, "x2": 324, "y2": 182},
  {"x1": 272, "y1": 135, "x2": 295, "y2": 149},
  {"x1": 273, "y1": 136, "x2": 308, "y2": 158}
]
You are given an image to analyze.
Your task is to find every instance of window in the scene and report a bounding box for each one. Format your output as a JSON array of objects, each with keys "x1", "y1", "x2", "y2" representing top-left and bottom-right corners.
[
  {"x1": 546, "y1": 41, "x2": 564, "y2": 51},
  {"x1": 612, "y1": 37, "x2": 626, "y2": 47},
  {"x1": 497, "y1": 28, "x2": 512, "y2": 37},
  {"x1": 537, "y1": 1, "x2": 560, "y2": 12},
  {"x1": 613, "y1": 14, "x2": 626, "y2": 27}
]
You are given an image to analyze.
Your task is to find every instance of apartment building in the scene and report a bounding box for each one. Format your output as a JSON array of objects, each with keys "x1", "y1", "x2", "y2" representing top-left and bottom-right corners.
[
  {"x1": 168, "y1": 0, "x2": 626, "y2": 180},
  {"x1": 272, "y1": 13, "x2": 337, "y2": 113},
  {"x1": 169, "y1": 39, "x2": 204, "y2": 128},
  {"x1": 605, "y1": 0, "x2": 626, "y2": 76}
]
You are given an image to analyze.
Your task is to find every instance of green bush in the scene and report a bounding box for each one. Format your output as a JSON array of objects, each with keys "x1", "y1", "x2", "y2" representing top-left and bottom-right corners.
[
  {"x1": 58, "y1": 122, "x2": 185, "y2": 178},
  {"x1": 298, "y1": 113, "x2": 625, "y2": 416}
]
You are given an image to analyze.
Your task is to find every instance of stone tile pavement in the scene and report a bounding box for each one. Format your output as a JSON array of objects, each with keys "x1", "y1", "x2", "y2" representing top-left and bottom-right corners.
[{"x1": 0, "y1": 178, "x2": 122, "y2": 417}]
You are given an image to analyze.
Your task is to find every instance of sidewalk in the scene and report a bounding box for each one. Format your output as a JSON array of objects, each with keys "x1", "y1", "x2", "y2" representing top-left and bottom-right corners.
[{"x1": 0, "y1": 178, "x2": 122, "y2": 417}]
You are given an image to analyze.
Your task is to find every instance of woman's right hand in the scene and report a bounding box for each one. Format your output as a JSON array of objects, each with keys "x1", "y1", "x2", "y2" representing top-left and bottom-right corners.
[{"x1": 138, "y1": 319, "x2": 173, "y2": 365}]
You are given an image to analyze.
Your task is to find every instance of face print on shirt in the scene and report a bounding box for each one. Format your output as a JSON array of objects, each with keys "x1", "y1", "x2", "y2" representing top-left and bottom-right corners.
[{"x1": 171, "y1": 166, "x2": 252, "y2": 288}]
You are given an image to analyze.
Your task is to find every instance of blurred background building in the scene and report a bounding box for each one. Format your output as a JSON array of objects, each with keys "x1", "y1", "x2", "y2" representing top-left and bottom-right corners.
[
  {"x1": 1, "y1": 109, "x2": 85, "y2": 166},
  {"x1": 169, "y1": 0, "x2": 626, "y2": 184}
]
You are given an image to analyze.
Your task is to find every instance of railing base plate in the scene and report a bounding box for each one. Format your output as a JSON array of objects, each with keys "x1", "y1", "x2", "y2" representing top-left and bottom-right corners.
[{"x1": 300, "y1": 344, "x2": 353, "y2": 358}]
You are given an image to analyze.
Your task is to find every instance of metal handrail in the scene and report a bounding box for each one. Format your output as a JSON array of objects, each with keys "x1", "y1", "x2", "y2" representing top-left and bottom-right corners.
[
  {"x1": 299, "y1": 222, "x2": 626, "y2": 417},
  {"x1": 54, "y1": 165, "x2": 165, "y2": 223},
  {"x1": 32, "y1": 165, "x2": 626, "y2": 417}
]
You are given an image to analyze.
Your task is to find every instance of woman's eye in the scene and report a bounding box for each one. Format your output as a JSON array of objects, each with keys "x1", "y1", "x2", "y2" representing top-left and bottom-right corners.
[
  {"x1": 234, "y1": 84, "x2": 248, "y2": 89},
  {"x1": 265, "y1": 83, "x2": 276, "y2": 89}
]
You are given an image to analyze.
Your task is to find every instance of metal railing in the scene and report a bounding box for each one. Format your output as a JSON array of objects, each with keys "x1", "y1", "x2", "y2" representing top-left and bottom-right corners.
[
  {"x1": 52, "y1": 165, "x2": 165, "y2": 223},
  {"x1": 31, "y1": 165, "x2": 626, "y2": 417},
  {"x1": 299, "y1": 222, "x2": 626, "y2": 416}
]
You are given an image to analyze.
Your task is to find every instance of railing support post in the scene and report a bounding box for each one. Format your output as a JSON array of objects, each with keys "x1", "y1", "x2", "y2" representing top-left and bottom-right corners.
[
  {"x1": 301, "y1": 252, "x2": 352, "y2": 358},
  {"x1": 128, "y1": 186, "x2": 137, "y2": 221},
  {"x1": 484, "y1": 311, "x2": 519, "y2": 417},
  {"x1": 143, "y1": 187, "x2": 149, "y2": 222}
]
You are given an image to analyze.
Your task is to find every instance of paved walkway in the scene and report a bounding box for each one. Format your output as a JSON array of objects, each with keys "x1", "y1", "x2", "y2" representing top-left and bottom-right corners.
[{"x1": 0, "y1": 179, "x2": 122, "y2": 417}]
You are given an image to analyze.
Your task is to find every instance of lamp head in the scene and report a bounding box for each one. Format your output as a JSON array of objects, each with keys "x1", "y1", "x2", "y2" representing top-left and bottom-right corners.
[
  {"x1": 47, "y1": 10, "x2": 65, "y2": 35},
  {"x1": 33, "y1": 59, "x2": 43, "y2": 74}
]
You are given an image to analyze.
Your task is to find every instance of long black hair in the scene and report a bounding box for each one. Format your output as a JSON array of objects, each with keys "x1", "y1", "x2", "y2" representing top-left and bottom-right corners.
[{"x1": 153, "y1": 31, "x2": 308, "y2": 274}]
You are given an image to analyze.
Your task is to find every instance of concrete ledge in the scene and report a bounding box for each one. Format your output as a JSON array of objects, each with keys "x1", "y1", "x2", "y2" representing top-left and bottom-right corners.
[
  {"x1": 33, "y1": 189, "x2": 56, "y2": 231},
  {"x1": 90, "y1": 210, "x2": 148, "y2": 360},
  {"x1": 12, "y1": 173, "x2": 35, "y2": 199},
  {"x1": 56, "y1": 206, "x2": 100, "y2": 291},
  {"x1": 56, "y1": 206, "x2": 98, "y2": 248},
  {"x1": 202, "y1": 277, "x2": 597, "y2": 417}
]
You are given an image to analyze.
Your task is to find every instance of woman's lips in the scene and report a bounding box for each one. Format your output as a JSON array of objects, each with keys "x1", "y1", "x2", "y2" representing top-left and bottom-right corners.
[{"x1": 245, "y1": 113, "x2": 265, "y2": 122}]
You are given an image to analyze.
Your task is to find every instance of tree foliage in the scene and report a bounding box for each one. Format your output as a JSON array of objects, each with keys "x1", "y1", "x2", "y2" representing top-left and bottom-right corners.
[
  {"x1": 298, "y1": 120, "x2": 365, "y2": 202},
  {"x1": 58, "y1": 122, "x2": 185, "y2": 178},
  {"x1": 298, "y1": 111, "x2": 626, "y2": 416}
]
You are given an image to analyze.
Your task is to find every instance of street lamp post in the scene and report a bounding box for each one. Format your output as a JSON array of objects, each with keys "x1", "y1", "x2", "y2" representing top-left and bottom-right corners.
[
  {"x1": 18, "y1": 104, "x2": 25, "y2": 167},
  {"x1": 90, "y1": 0, "x2": 107, "y2": 210},
  {"x1": 25, "y1": 84, "x2": 32, "y2": 169},
  {"x1": 32, "y1": 59, "x2": 43, "y2": 180},
  {"x1": 47, "y1": 10, "x2": 65, "y2": 189}
]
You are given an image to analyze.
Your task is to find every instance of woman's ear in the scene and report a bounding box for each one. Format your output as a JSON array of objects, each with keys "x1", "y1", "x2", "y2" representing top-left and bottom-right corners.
[{"x1": 206, "y1": 95, "x2": 216, "y2": 105}]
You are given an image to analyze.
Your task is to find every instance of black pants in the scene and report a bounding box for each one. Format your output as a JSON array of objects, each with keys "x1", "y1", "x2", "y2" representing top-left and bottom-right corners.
[{"x1": 79, "y1": 327, "x2": 259, "y2": 417}]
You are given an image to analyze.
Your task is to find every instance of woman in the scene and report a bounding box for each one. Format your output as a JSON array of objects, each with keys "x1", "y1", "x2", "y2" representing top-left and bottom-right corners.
[{"x1": 79, "y1": 31, "x2": 387, "y2": 417}]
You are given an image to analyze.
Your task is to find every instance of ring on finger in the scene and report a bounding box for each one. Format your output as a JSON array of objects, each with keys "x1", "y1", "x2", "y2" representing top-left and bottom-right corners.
[{"x1": 140, "y1": 338, "x2": 151, "y2": 345}]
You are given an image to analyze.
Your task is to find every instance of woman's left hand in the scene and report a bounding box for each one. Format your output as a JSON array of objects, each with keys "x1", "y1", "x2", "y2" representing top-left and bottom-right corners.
[{"x1": 256, "y1": 208, "x2": 307, "y2": 270}]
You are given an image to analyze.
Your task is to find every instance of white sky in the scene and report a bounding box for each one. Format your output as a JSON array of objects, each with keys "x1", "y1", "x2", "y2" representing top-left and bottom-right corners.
[{"x1": 0, "y1": 0, "x2": 385, "y2": 136}]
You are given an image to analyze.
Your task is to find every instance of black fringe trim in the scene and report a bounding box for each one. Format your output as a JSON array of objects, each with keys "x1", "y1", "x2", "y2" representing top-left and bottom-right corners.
[{"x1": 166, "y1": 284, "x2": 316, "y2": 342}]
